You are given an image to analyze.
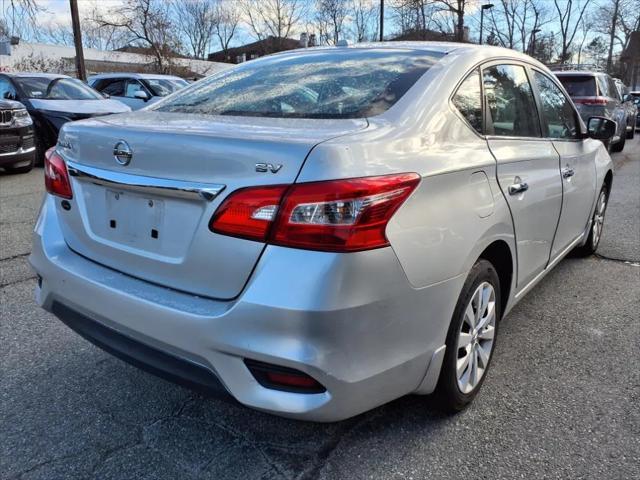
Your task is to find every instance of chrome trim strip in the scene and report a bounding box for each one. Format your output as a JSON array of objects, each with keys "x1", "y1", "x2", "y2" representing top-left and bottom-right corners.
[
  {"x1": 66, "y1": 161, "x2": 225, "y2": 202},
  {"x1": 0, "y1": 146, "x2": 36, "y2": 157}
]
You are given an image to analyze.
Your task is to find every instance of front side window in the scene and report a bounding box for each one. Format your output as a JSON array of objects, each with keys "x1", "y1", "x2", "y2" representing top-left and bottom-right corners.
[
  {"x1": 124, "y1": 80, "x2": 147, "y2": 98},
  {"x1": 452, "y1": 69, "x2": 482, "y2": 134},
  {"x1": 0, "y1": 77, "x2": 17, "y2": 100},
  {"x1": 483, "y1": 64, "x2": 540, "y2": 137},
  {"x1": 13, "y1": 77, "x2": 103, "y2": 100},
  {"x1": 143, "y1": 78, "x2": 187, "y2": 96},
  {"x1": 154, "y1": 48, "x2": 444, "y2": 119},
  {"x1": 532, "y1": 71, "x2": 579, "y2": 139}
]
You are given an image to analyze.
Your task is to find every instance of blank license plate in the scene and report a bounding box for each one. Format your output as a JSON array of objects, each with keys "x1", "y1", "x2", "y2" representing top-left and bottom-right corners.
[{"x1": 105, "y1": 190, "x2": 165, "y2": 247}]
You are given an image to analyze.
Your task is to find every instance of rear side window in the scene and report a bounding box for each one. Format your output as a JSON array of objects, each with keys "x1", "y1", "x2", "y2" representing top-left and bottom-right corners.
[
  {"x1": 532, "y1": 71, "x2": 579, "y2": 139},
  {"x1": 452, "y1": 69, "x2": 483, "y2": 134},
  {"x1": 154, "y1": 48, "x2": 444, "y2": 119},
  {"x1": 557, "y1": 76, "x2": 597, "y2": 97},
  {"x1": 483, "y1": 64, "x2": 540, "y2": 137}
]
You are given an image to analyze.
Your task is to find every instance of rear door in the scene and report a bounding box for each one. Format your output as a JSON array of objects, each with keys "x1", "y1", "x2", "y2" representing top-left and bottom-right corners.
[
  {"x1": 530, "y1": 69, "x2": 598, "y2": 257},
  {"x1": 483, "y1": 63, "x2": 563, "y2": 288}
]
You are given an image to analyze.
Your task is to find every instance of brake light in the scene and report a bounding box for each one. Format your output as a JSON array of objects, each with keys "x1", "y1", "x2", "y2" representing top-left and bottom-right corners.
[
  {"x1": 574, "y1": 97, "x2": 608, "y2": 106},
  {"x1": 209, "y1": 173, "x2": 420, "y2": 252},
  {"x1": 44, "y1": 148, "x2": 73, "y2": 199},
  {"x1": 209, "y1": 185, "x2": 288, "y2": 241}
]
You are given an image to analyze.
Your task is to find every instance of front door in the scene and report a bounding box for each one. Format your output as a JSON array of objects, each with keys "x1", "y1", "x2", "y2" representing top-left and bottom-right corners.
[
  {"x1": 530, "y1": 69, "x2": 598, "y2": 257},
  {"x1": 483, "y1": 63, "x2": 563, "y2": 288}
]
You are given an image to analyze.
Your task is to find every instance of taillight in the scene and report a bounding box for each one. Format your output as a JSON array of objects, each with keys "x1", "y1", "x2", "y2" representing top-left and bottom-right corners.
[
  {"x1": 44, "y1": 147, "x2": 73, "y2": 199},
  {"x1": 209, "y1": 185, "x2": 288, "y2": 241},
  {"x1": 574, "y1": 97, "x2": 608, "y2": 106},
  {"x1": 209, "y1": 173, "x2": 420, "y2": 252}
]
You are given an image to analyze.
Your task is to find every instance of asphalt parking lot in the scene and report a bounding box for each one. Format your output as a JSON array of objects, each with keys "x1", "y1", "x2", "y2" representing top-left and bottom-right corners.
[{"x1": 1, "y1": 138, "x2": 639, "y2": 480}]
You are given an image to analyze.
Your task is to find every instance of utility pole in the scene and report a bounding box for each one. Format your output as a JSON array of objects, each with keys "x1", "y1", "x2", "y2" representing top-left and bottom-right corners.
[
  {"x1": 379, "y1": 0, "x2": 384, "y2": 42},
  {"x1": 606, "y1": 0, "x2": 620, "y2": 73},
  {"x1": 69, "y1": 0, "x2": 87, "y2": 81},
  {"x1": 479, "y1": 4, "x2": 494, "y2": 45}
]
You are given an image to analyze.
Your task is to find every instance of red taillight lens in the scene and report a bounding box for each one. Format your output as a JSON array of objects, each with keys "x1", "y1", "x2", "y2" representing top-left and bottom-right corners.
[
  {"x1": 574, "y1": 97, "x2": 608, "y2": 106},
  {"x1": 209, "y1": 173, "x2": 420, "y2": 252},
  {"x1": 44, "y1": 147, "x2": 73, "y2": 199},
  {"x1": 209, "y1": 185, "x2": 288, "y2": 241},
  {"x1": 271, "y1": 173, "x2": 421, "y2": 252}
]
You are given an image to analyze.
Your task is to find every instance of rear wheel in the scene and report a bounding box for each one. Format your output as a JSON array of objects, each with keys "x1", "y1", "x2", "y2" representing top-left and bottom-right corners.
[
  {"x1": 435, "y1": 259, "x2": 500, "y2": 412},
  {"x1": 627, "y1": 119, "x2": 636, "y2": 139},
  {"x1": 610, "y1": 134, "x2": 626, "y2": 153},
  {"x1": 573, "y1": 185, "x2": 608, "y2": 257}
]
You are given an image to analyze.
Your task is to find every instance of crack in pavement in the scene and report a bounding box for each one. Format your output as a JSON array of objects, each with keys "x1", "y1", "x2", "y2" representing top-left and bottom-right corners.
[
  {"x1": 595, "y1": 253, "x2": 640, "y2": 266},
  {"x1": 0, "y1": 252, "x2": 31, "y2": 262},
  {"x1": 0, "y1": 275, "x2": 37, "y2": 289}
]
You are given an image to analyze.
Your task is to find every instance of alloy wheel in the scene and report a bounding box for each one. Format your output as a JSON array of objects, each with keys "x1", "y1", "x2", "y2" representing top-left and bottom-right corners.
[
  {"x1": 456, "y1": 282, "x2": 497, "y2": 394},
  {"x1": 592, "y1": 190, "x2": 607, "y2": 248}
]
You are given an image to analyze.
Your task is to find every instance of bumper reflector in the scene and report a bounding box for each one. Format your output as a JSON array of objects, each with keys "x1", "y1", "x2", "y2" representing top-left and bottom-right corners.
[{"x1": 244, "y1": 359, "x2": 326, "y2": 394}]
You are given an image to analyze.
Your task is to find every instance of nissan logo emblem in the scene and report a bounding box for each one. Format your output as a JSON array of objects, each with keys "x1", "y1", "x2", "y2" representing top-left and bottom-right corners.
[{"x1": 113, "y1": 140, "x2": 133, "y2": 166}]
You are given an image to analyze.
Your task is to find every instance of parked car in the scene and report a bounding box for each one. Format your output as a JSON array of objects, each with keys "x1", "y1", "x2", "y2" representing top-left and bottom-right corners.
[
  {"x1": 0, "y1": 73, "x2": 131, "y2": 163},
  {"x1": 614, "y1": 78, "x2": 637, "y2": 138},
  {"x1": 627, "y1": 90, "x2": 640, "y2": 130},
  {"x1": 554, "y1": 70, "x2": 629, "y2": 152},
  {"x1": 31, "y1": 43, "x2": 615, "y2": 421},
  {"x1": 0, "y1": 99, "x2": 36, "y2": 173},
  {"x1": 88, "y1": 73, "x2": 189, "y2": 110}
]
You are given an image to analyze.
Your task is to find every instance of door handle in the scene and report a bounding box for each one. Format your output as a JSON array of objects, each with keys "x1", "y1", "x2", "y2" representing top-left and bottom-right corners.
[
  {"x1": 562, "y1": 167, "x2": 575, "y2": 179},
  {"x1": 508, "y1": 182, "x2": 529, "y2": 195}
]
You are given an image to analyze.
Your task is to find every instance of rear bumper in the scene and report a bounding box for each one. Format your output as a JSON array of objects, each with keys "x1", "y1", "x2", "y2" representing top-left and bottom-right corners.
[{"x1": 30, "y1": 195, "x2": 463, "y2": 421}]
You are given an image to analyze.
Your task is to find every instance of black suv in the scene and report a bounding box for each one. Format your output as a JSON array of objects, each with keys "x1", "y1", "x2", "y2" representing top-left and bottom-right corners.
[{"x1": 0, "y1": 99, "x2": 35, "y2": 174}]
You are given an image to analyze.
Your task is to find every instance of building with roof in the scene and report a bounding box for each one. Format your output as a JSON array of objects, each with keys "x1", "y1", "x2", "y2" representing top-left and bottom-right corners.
[{"x1": 0, "y1": 41, "x2": 229, "y2": 79}]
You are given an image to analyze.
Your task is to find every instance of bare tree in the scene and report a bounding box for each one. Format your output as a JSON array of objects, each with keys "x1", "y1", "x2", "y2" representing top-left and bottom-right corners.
[
  {"x1": 434, "y1": 0, "x2": 471, "y2": 41},
  {"x1": 172, "y1": 0, "x2": 218, "y2": 59},
  {"x1": 350, "y1": 0, "x2": 378, "y2": 42},
  {"x1": 593, "y1": 0, "x2": 640, "y2": 72},
  {"x1": 242, "y1": 0, "x2": 307, "y2": 47},
  {"x1": 390, "y1": 0, "x2": 436, "y2": 37},
  {"x1": 95, "y1": 0, "x2": 181, "y2": 72},
  {"x1": 2, "y1": 0, "x2": 43, "y2": 40},
  {"x1": 553, "y1": 0, "x2": 593, "y2": 63},
  {"x1": 316, "y1": 0, "x2": 348, "y2": 44},
  {"x1": 214, "y1": 1, "x2": 241, "y2": 57}
]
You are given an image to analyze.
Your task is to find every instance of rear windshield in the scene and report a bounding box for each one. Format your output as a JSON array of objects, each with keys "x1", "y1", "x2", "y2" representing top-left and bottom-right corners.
[
  {"x1": 154, "y1": 48, "x2": 444, "y2": 119},
  {"x1": 14, "y1": 77, "x2": 103, "y2": 100},
  {"x1": 556, "y1": 75, "x2": 597, "y2": 97}
]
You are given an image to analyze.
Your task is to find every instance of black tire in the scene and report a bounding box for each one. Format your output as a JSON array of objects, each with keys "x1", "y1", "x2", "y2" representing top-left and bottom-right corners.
[
  {"x1": 34, "y1": 135, "x2": 46, "y2": 167},
  {"x1": 610, "y1": 134, "x2": 626, "y2": 153},
  {"x1": 435, "y1": 259, "x2": 501, "y2": 412},
  {"x1": 4, "y1": 160, "x2": 34, "y2": 174},
  {"x1": 573, "y1": 184, "x2": 609, "y2": 257},
  {"x1": 627, "y1": 120, "x2": 636, "y2": 139}
]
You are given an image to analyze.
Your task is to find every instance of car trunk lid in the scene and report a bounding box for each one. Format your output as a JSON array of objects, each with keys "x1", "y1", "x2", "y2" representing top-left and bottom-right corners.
[{"x1": 56, "y1": 112, "x2": 367, "y2": 299}]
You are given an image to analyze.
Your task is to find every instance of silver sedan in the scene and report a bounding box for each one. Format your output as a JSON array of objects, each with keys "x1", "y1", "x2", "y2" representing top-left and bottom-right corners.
[{"x1": 30, "y1": 42, "x2": 614, "y2": 421}]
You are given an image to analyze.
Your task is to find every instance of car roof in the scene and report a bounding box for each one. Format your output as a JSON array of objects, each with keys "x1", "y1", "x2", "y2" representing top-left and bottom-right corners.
[
  {"x1": 88, "y1": 73, "x2": 184, "y2": 80},
  {"x1": 267, "y1": 41, "x2": 547, "y2": 71},
  {"x1": 553, "y1": 71, "x2": 605, "y2": 77},
  {"x1": 5, "y1": 72, "x2": 71, "y2": 79}
]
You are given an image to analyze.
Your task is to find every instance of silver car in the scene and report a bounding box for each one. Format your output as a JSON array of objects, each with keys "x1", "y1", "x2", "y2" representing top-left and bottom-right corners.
[
  {"x1": 30, "y1": 43, "x2": 614, "y2": 421},
  {"x1": 554, "y1": 70, "x2": 629, "y2": 152}
]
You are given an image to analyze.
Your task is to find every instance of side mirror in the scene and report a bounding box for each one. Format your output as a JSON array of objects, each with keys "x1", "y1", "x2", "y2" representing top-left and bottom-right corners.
[
  {"x1": 587, "y1": 116, "x2": 616, "y2": 140},
  {"x1": 134, "y1": 90, "x2": 149, "y2": 101}
]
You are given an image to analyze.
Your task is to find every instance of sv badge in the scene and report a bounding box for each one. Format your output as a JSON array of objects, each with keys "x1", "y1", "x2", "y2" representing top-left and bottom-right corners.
[{"x1": 255, "y1": 163, "x2": 283, "y2": 174}]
